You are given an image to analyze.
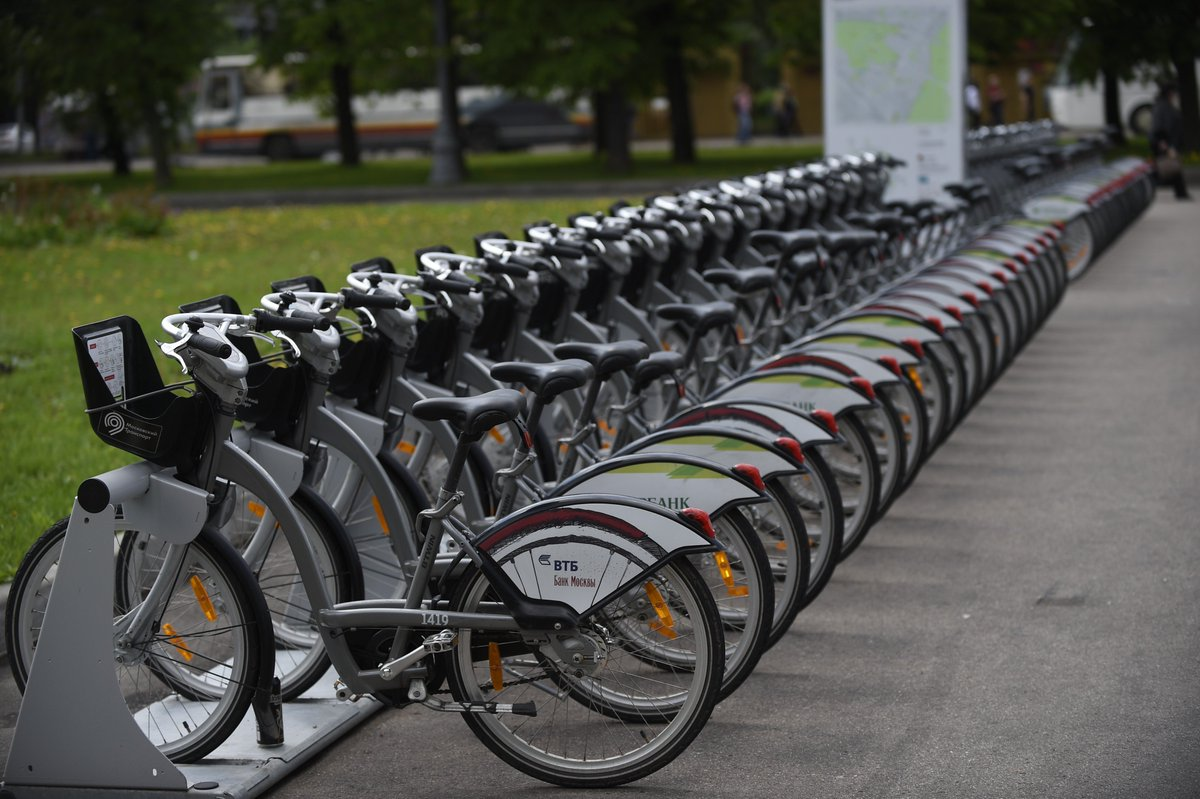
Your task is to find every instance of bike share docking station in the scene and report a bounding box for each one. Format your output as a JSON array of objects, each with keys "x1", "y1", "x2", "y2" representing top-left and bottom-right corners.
[{"x1": 1, "y1": 469, "x2": 382, "y2": 799}]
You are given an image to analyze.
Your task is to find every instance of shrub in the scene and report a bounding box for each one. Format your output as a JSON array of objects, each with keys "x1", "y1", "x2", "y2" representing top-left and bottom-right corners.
[{"x1": 0, "y1": 178, "x2": 168, "y2": 248}]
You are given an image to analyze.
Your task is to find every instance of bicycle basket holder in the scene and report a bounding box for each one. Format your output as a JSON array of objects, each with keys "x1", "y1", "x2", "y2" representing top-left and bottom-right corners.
[{"x1": 72, "y1": 315, "x2": 208, "y2": 471}]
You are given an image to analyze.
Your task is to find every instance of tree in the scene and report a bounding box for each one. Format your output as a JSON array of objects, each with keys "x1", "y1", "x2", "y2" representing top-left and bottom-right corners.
[
  {"x1": 255, "y1": 0, "x2": 431, "y2": 167},
  {"x1": 1070, "y1": 0, "x2": 1200, "y2": 151},
  {"x1": 462, "y1": 0, "x2": 736, "y2": 170},
  {"x1": 6, "y1": 0, "x2": 225, "y2": 185}
]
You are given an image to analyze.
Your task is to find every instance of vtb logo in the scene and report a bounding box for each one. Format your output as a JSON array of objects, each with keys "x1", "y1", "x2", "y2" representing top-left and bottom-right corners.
[{"x1": 537, "y1": 554, "x2": 579, "y2": 571}]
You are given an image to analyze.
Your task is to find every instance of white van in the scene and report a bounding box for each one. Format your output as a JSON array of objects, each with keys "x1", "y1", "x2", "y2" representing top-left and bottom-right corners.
[{"x1": 1045, "y1": 55, "x2": 1199, "y2": 134}]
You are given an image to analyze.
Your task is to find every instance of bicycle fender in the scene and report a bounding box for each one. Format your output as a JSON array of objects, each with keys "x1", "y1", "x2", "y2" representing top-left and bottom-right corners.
[
  {"x1": 327, "y1": 400, "x2": 386, "y2": 455},
  {"x1": 664, "y1": 400, "x2": 838, "y2": 446},
  {"x1": 476, "y1": 496, "x2": 716, "y2": 617},
  {"x1": 713, "y1": 369, "x2": 876, "y2": 417},
  {"x1": 619, "y1": 425, "x2": 803, "y2": 479},
  {"x1": 550, "y1": 453, "x2": 766, "y2": 518},
  {"x1": 312, "y1": 406, "x2": 413, "y2": 550},
  {"x1": 759, "y1": 350, "x2": 906, "y2": 388},
  {"x1": 789, "y1": 334, "x2": 921, "y2": 367},
  {"x1": 229, "y1": 427, "x2": 305, "y2": 497},
  {"x1": 823, "y1": 314, "x2": 945, "y2": 345}
]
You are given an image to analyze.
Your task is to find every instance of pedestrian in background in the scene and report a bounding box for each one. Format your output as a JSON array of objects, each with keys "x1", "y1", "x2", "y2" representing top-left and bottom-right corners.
[
  {"x1": 1150, "y1": 82, "x2": 1192, "y2": 200},
  {"x1": 987, "y1": 74, "x2": 1005, "y2": 126},
  {"x1": 773, "y1": 84, "x2": 798, "y2": 138},
  {"x1": 1018, "y1": 68, "x2": 1036, "y2": 121},
  {"x1": 733, "y1": 83, "x2": 753, "y2": 145},
  {"x1": 965, "y1": 80, "x2": 982, "y2": 129}
]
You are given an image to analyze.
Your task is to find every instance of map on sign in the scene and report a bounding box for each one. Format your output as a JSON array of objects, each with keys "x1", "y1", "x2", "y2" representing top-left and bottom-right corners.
[{"x1": 832, "y1": 7, "x2": 951, "y2": 125}]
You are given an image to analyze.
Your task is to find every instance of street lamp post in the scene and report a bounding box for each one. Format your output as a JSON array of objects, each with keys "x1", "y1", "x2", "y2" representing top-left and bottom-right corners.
[{"x1": 429, "y1": 0, "x2": 466, "y2": 185}]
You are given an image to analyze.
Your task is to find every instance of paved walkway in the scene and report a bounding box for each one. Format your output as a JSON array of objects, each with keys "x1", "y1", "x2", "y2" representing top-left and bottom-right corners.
[
  {"x1": 0, "y1": 195, "x2": 1196, "y2": 797},
  {"x1": 261, "y1": 197, "x2": 1200, "y2": 798}
]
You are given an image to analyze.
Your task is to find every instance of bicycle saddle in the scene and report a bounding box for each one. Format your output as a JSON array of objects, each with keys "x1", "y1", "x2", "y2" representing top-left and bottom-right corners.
[
  {"x1": 553, "y1": 340, "x2": 649, "y2": 379},
  {"x1": 490, "y1": 359, "x2": 593, "y2": 402},
  {"x1": 703, "y1": 266, "x2": 777, "y2": 295},
  {"x1": 412, "y1": 388, "x2": 526, "y2": 437},
  {"x1": 844, "y1": 212, "x2": 906, "y2": 235},
  {"x1": 748, "y1": 229, "x2": 822, "y2": 260},
  {"x1": 655, "y1": 301, "x2": 737, "y2": 335},
  {"x1": 631, "y1": 350, "x2": 686, "y2": 395},
  {"x1": 818, "y1": 230, "x2": 880, "y2": 253}
]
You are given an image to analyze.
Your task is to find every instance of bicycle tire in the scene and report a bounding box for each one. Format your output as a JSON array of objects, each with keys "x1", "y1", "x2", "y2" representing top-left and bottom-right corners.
[
  {"x1": 6, "y1": 518, "x2": 268, "y2": 762},
  {"x1": 133, "y1": 483, "x2": 358, "y2": 701},
  {"x1": 446, "y1": 558, "x2": 723, "y2": 787}
]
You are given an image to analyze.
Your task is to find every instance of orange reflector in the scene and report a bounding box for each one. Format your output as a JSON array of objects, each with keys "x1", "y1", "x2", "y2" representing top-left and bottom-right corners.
[
  {"x1": 247, "y1": 501, "x2": 265, "y2": 518},
  {"x1": 371, "y1": 496, "x2": 390, "y2": 536},
  {"x1": 396, "y1": 440, "x2": 416, "y2": 455},
  {"x1": 906, "y1": 366, "x2": 925, "y2": 395},
  {"x1": 488, "y1": 641, "x2": 504, "y2": 690},
  {"x1": 597, "y1": 418, "x2": 615, "y2": 435},
  {"x1": 489, "y1": 428, "x2": 506, "y2": 444},
  {"x1": 775, "y1": 540, "x2": 788, "y2": 551},
  {"x1": 644, "y1": 582, "x2": 678, "y2": 639},
  {"x1": 161, "y1": 623, "x2": 193, "y2": 662},
  {"x1": 189, "y1": 575, "x2": 218, "y2": 623},
  {"x1": 735, "y1": 324, "x2": 745, "y2": 344},
  {"x1": 715, "y1": 551, "x2": 750, "y2": 597}
]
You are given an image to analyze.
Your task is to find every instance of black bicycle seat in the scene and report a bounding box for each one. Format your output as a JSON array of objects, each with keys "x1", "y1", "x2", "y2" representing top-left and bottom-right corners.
[
  {"x1": 703, "y1": 266, "x2": 777, "y2": 295},
  {"x1": 749, "y1": 229, "x2": 822, "y2": 260},
  {"x1": 844, "y1": 212, "x2": 906, "y2": 234},
  {"x1": 490, "y1": 359, "x2": 593, "y2": 402},
  {"x1": 631, "y1": 350, "x2": 686, "y2": 395},
  {"x1": 553, "y1": 340, "x2": 649, "y2": 379},
  {"x1": 412, "y1": 388, "x2": 525, "y2": 437},
  {"x1": 818, "y1": 230, "x2": 880, "y2": 253},
  {"x1": 655, "y1": 301, "x2": 737, "y2": 334}
]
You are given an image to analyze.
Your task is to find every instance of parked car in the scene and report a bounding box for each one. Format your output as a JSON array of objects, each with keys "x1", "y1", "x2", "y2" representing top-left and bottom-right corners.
[{"x1": 462, "y1": 95, "x2": 591, "y2": 152}]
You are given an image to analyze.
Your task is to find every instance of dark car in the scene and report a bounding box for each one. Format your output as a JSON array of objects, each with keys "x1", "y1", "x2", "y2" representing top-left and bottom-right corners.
[{"x1": 461, "y1": 95, "x2": 591, "y2": 152}]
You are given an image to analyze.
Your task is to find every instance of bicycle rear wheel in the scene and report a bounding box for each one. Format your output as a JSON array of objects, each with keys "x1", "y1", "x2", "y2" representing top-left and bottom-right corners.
[
  {"x1": 446, "y1": 559, "x2": 723, "y2": 787},
  {"x1": 5, "y1": 519, "x2": 268, "y2": 762}
]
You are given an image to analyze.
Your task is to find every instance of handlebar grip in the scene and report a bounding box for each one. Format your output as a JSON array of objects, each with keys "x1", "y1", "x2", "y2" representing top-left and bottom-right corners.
[
  {"x1": 187, "y1": 334, "x2": 233, "y2": 359},
  {"x1": 253, "y1": 309, "x2": 324, "y2": 333},
  {"x1": 483, "y1": 257, "x2": 532, "y2": 278},
  {"x1": 422, "y1": 274, "x2": 480, "y2": 296},
  {"x1": 542, "y1": 241, "x2": 590, "y2": 259},
  {"x1": 340, "y1": 288, "x2": 411, "y2": 310},
  {"x1": 584, "y1": 227, "x2": 627, "y2": 242}
]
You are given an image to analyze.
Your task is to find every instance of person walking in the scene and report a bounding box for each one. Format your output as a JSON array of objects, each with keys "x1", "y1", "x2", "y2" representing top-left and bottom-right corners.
[
  {"x1": 965, "y1": 80, "x2": 982, "y2": 129},
  {"x1": 773, "y1": 84, "x2": 798, "y2": 138},
  {"x1": 986, "y1": 74, "x2": 1005, "y2": 126},
  {"x1": 1018, "y1": 68, "x2": 1036, "y2": 121},
  {"x1": 1150, "y1": 82, "x2": 1192, "y2": 200},
  {"x1": 733, "y1": 83, "x2": 753, "y2": 145}
]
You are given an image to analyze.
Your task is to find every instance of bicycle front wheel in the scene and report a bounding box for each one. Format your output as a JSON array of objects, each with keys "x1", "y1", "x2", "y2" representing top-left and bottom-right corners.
[
  {"x1": 5, "y1": 519, "x2": 268, "y2": 762},
  {"x1": 446, "y1": 559, "x2": 723, "y2": 787}
]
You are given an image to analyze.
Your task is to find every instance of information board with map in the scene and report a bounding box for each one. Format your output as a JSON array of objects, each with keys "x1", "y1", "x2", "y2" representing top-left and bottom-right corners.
[{"x1": 823, "y1": 0, "x2": 965, "y2": 200}]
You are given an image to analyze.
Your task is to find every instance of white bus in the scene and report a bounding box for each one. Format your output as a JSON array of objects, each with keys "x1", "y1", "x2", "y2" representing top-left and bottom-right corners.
[{"x1": 193, "y1": 55, "x2": 591, "y2": 159}]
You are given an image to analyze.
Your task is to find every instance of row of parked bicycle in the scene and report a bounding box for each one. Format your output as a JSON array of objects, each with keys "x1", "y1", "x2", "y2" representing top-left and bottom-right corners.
[{"x1": 5, "y1": 138, "x2": 1156, "y2": 788}]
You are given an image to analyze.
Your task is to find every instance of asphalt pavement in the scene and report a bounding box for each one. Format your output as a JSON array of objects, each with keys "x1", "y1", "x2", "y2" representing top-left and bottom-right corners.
[{"x1": 0, "y1": 195, "x2": 1197, "y2": 798}]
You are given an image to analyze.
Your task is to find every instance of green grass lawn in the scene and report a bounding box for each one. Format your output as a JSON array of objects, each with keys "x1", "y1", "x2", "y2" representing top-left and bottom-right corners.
[
  {"x1": 44, "y1": 143, "x2": 824, "y2": 194},
  {"x1": 0, "y1": 196, "x2": 627, "y2": 580}
]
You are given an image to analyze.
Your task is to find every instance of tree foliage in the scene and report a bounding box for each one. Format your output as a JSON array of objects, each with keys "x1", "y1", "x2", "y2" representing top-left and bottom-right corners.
[
  {"x1": 253, "y1": 0, "x2": 433, "y2": 166},
  {"x1": 4, "y1": 0, "x2": 226, "y2": 185}
]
